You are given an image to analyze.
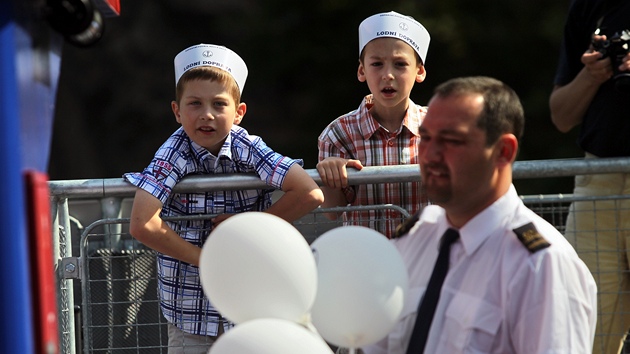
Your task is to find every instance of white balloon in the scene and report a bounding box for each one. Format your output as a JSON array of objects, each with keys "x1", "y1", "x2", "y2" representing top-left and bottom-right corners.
[
  {"x1": 199, "y1": 212, "x2": 317, "y2": 324},
  {"x1": 310, "y1": 226, "x2": 408, "y2": 348},
  {"x1": 209, "y1": 318, "x2": 334, "y2": 354}
]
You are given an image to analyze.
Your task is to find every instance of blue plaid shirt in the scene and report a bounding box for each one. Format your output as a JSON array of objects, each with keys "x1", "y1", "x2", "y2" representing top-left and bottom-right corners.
[{"x1": 123, "y1": 125, "x2": 299, "y2": 336}]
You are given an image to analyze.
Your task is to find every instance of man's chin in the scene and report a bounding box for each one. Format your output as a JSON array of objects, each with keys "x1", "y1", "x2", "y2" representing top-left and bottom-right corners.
[{"x1": 426, "y1": 190, "x2": 450, "y2": 206}]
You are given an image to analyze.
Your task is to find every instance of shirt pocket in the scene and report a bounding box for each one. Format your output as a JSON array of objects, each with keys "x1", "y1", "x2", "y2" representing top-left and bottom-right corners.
[{"x1": 443, "y1": 292, "x2": 503, "y2": 352}]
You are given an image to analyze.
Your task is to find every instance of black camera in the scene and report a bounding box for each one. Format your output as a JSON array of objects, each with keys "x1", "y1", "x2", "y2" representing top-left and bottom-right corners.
[
  {"x1": 46, "y1": 0, "x2": 105, "y2": 47},
  {"x1": 592, "y1": 29, "x2": 630, "y2": 92}
]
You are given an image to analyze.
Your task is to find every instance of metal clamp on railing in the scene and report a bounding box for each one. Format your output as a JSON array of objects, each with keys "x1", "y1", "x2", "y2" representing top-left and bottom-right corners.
[{"x1": 59, "y1": 257, "x2": 81, "y2": 280}]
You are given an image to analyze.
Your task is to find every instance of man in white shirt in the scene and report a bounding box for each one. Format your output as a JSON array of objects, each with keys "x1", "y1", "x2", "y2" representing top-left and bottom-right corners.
[{"x1": 364, "y1": 76, "x2": 597, "y2": 354}]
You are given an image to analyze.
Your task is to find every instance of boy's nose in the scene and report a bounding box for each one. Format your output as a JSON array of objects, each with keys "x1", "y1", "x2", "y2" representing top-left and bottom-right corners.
[
  {"x1": 382, "y1": 69, "x2": 395, "y2": 81},
  {"x1": 200, "y1": 111, "x2": 215, "y2": 120}
]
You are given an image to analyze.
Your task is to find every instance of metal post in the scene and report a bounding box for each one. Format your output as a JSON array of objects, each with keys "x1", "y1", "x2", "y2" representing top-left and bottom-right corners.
[{"x1": 58, "y1": 198, "x2": 76, "y2": 354}]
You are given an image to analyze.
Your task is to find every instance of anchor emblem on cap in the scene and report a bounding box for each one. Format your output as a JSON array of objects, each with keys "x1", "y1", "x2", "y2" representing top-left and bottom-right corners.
[
  {"x1": 399, "y1": 22, "x2": 408, "y2": 31},
  {"x1": 202, "y1": 50, "x2": 213, "y2": 58}
]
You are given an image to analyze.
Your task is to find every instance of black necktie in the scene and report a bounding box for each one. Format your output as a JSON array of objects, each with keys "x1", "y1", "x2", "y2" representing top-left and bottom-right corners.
[{"x1": 406, "y1": 228, "x2": 460, "y2": 354}]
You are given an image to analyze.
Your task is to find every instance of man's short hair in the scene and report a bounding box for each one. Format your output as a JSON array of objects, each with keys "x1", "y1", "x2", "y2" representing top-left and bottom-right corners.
[{"x1": 434, "y1": 76, "x2": 524, "y2": 146}]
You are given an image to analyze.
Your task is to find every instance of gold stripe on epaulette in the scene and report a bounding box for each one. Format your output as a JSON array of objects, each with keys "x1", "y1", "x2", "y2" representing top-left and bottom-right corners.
[
  {"x1": 392, "y1": 212, "x2": 420, "y2": 239},
  {"x1": 513, "y1": 222, "x2": 550, "y2": 253}
]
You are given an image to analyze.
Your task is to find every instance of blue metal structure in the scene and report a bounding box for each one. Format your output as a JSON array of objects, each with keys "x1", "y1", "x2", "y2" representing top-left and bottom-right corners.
[{"x1": 0, "y1": 0, "x2": 62, "y2": 352}]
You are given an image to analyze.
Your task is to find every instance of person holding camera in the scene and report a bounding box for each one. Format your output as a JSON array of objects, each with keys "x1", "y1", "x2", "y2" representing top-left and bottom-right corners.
[{"x1": 550, "y1": 1, "x2": 630, "y2": 353}]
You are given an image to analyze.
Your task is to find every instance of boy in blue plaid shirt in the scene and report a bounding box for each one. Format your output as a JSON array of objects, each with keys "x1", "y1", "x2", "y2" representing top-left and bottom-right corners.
[{"x1": 124, "y1": 43, "x2": 323, "y2": 353}]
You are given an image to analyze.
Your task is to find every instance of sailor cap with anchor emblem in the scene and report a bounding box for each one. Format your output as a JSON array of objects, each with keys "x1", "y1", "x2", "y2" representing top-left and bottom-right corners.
[
  {"x1": 358, "y1": 11, "x2": 431, "y2": 65},
  {"x1": 174, "y1": 43, "x2": 248, "y2": 94}
]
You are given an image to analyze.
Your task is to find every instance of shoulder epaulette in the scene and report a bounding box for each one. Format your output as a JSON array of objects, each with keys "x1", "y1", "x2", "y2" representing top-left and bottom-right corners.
[
  {"x1": 392, "y1": 212, "x2": 420, "y2": 239},
  {"x1": 513, "y1": 222, "x2": 550, "y2": 253}
]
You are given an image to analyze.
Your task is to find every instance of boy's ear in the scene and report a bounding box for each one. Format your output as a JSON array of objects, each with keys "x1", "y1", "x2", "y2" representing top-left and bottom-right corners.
[
  {"x1": 234, "y1": 102, "x2": 247, "y2": 125},
  {"x1": 357, "y1": 62, "x2": 367, "y2": 82},
  {"x1": 171, "y1": 101, "x2": 182, "y2": 124},
  {"x1": 416, "y1": 65, "x2": 427, "y2": 83}
]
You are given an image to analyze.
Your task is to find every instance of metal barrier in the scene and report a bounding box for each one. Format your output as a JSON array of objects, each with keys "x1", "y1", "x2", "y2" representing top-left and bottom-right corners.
[{"x1": 49, "y1": 158, "x2": 630, "y2": 353}]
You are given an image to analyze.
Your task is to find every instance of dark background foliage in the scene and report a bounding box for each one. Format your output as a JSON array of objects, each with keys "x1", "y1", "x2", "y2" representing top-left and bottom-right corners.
[{"x1": 49, "y1": 0, "x2": 581, "y2": 195}]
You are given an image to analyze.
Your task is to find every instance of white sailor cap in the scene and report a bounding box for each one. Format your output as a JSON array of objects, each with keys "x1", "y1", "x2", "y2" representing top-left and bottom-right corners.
[
  {"x1": 358, "y1": 11, "x2": 430, "y2": 64},
  {"x1": 174, "y1": 43, "x2": 248, "y2": 94}
]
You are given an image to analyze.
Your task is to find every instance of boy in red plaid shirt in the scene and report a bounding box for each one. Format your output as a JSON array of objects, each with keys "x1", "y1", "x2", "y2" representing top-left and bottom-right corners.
[{"x1": 317, "y1": 11, "x2": 430, "y2": 238}]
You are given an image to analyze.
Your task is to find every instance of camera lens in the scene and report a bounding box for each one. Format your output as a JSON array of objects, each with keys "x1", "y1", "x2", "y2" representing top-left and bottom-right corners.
[{"x1": 46, "y1": 0, "x2": 104, "y2": 47}]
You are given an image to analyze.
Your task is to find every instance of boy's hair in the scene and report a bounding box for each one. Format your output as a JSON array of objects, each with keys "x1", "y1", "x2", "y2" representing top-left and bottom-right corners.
[
  {"x1": 175, "y1": 66, "x2": 241, "y2": 105},
  {"x1": 434, "y1": 76, "x2": 524, "y2": 146}
]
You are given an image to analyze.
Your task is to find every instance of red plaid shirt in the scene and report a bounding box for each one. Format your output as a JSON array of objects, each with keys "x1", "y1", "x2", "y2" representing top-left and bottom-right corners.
[{"x1": 318, "y1": 95, "x2": 427, "y2": 238}]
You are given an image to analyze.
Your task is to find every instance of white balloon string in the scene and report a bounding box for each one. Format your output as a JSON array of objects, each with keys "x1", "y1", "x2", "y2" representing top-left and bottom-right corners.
[{"x1": 299, "y1": 313, "x2": 318, "y2": 332}]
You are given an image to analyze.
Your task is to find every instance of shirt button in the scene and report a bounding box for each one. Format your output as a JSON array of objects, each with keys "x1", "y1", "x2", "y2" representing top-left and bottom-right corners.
[{"x1": 388, "y1": 140, "x2": 394, "y2": 146}]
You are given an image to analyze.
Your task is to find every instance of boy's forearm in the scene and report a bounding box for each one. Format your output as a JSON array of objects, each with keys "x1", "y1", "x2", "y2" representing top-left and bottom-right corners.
[
  {"x1": 129, "y1": 189, "x2": 202, "y2": 266},
  {"x1": 265, "y1": 188, "x2": 323, "y2": 222},
  {"x1": 263, "y1": 165, "x2": 324, "y2": 222},
  {"x1": 139, "y1": 226, "x2": 202, "y2": 266},
  {"x1": 320, "y1": 186, "x2": 348, "y2": 208},
  {"x1": 319, "y1": 186, "x2": 348, "y2": 220}
]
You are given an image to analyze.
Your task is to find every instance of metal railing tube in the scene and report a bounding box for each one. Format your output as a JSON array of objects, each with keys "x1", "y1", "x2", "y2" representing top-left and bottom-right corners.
[{"x1": 48, "y1": 157, "x2": 630, "y2": 199}]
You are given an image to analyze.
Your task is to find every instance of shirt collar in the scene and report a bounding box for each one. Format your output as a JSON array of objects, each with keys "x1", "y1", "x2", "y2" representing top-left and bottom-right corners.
[
  {"x1": 404, "y1": 104, "x2": 424, "y2": 138},
  {"x1": 188, "y1": 128, "x2": 234, "y2": 167},
  {"x1": 457, "y1": 185, "x2": 519, "y2": 255},
  {"x1": 358, "y1": 94, "x2": 423, "y2": 140}
]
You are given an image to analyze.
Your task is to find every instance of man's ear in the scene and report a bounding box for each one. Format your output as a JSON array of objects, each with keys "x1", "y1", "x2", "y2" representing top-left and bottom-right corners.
[
  {"x1": 171, "y1": 101, "x2": 182, "y2": 124},
  {"x1": 234, "y1": 102, "x2": 247, "y2": 125},
  {"x1": 357, "y1": 61, "x2": 367, "y2": 83},
  {"x1": 496, "y1": 133, "x2": 518, "y2": 166},
  {"x1": 416, "y1": 65, "x2": 427, "y2": 83}
]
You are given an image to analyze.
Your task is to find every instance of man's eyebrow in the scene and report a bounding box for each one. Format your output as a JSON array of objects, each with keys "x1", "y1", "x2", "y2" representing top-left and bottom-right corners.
[{"x1": 418, "y1": 126, "x2": 461, "y2": 135}]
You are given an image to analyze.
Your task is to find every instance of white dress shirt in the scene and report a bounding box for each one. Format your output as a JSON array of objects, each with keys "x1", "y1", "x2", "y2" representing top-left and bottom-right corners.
[{"x1": 363, "y1": 185, "x2": 597, "y2": 354}]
